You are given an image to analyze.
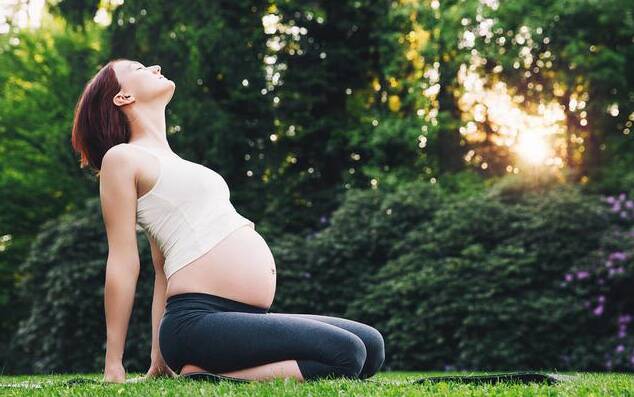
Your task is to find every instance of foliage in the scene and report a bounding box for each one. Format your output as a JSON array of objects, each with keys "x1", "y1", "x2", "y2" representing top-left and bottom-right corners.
[
  {"x1": 274, "y1": 181, "x2": 446, "y2": 316},
  {"x1": 0, "y1": 12, "x2": 105, "y2": 367},
  {"x1": 346, "y1": 179, "x2": 634, "y2": 371},
  {"x1": 466, "y1": 0, "x2": 634, "y2": 178}
]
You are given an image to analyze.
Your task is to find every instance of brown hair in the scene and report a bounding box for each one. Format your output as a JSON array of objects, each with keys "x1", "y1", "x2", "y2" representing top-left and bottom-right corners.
[{"x1": 71, "y1": 58, "x2": 132, "y2": 177}]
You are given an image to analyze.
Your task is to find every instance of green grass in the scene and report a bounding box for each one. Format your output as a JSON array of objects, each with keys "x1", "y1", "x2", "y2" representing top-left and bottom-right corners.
[{"x1": 0, "y1": 371, "x2": 633, "y2": 396}]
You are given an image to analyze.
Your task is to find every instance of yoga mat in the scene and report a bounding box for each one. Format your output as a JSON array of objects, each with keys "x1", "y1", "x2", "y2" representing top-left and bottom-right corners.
[
  {"x1": 406, "y1": 371, "x2": 577, "y2": 385},
  {"x1": 0, "y1": 370, "x2": 578, "y2": 388}
]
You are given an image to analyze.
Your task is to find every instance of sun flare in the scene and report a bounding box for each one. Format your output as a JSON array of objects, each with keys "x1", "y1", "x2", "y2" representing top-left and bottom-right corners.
[
  {"x1": 457, "y1": 66, "x2": 566, "y2": 169},
  {"x1": 515, "y1": 133, "x2": 550, "y2": 164}
]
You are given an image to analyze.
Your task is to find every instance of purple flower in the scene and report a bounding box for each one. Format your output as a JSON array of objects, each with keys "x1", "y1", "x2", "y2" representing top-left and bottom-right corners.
[
  {"x1": 565, "y1": 273, "x2": 573, "y2": 282},
  {"x1": 631, "y1": 355, "x2": 634, "y2": 365},
  {"x1": 620, "y1": 211, "x2": 628, "y2": 219},
  {"x1": 610, "y1": 268, "x2": 624, "y2": 276},
  {"x1": 609, "y1": 252, "x2": 627, "y2": 261},
  {"x1": 616, "y1": 345, "x2": 625, "y2": 353},
  {"x1": 619, "y1": 193, "x2": 626, "y2": 201},
  {"x1": 320, "y1": 215, "x2": 328, "y2": 224},
  {"x1": 626, "y1": 200, "x2": 634, "y2": 209},
  {"x1": 605, "y1": 260, "x2": 613, "y2": 268},
  {"x1": 612, "y1": 203, "x2": 622, "y2": 213},
  {"x1": 618, "y1": 329, "x2": 627, "y2": 338},
  {"x1": 618, "y1": 314, "x2": 632, "y2": 324},
  {"x1": 576, "y1": 271, "x2": 590, "y2": 279},
  {"x1": 598, "y1": 295, "x2": 606, "y2": 303},
  {"x1": 606, "y1": 196, "x2": 616, "y2": 204},
  {"x1": 593, "y1": 305, "x2": 604, "y2": 316}
]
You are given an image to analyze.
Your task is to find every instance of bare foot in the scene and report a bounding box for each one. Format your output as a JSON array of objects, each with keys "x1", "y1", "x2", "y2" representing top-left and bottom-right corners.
[
  {"x1": 180, "y1": 363, "x2": 207, "y2": 376},
  {"x1": 179, "y1": 360, "x2": 304, "y2": 381}
]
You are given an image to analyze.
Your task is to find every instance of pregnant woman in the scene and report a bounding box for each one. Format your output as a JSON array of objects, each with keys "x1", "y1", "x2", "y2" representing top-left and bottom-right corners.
[{"x1": 70, "y1": 59, "x2": 385, "y2": 384}]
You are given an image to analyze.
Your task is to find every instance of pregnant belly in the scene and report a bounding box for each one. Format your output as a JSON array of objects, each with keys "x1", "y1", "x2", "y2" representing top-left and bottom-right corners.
[{"x1": 165, "y1": 225, "x2": 277, "y2": 309}]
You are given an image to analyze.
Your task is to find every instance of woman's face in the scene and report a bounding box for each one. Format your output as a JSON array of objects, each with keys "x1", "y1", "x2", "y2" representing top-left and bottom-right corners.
[{"x1": 112, "y1": 59, "x2": 175, "y2": 107}]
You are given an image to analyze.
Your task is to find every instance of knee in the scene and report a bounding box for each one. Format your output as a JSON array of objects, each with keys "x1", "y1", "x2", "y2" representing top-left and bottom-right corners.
[
  {"x1": 338, "y1": 335, "x2": 367, "y2": 379},
  {"x1": 360, "y1": 327, "x2": 386, "y2": 379}
]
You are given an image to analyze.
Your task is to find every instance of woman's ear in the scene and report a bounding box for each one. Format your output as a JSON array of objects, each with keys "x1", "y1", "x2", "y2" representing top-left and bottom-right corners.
[{"x1": 113, "y1": 91, "x2": 136, "y2": 107}]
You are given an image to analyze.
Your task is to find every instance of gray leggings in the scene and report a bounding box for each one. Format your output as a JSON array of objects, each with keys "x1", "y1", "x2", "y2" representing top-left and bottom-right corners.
[{"x1": 159, "y1": 292, "x2": 385, "y2": 381}]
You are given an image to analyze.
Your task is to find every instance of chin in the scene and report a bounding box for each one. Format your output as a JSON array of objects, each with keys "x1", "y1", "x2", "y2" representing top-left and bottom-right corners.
[
  {"x1": 163, "y1": 78, "x2": 175, "y2": 91},
  {"x1": 156, "y1": 81, "x2": 176, "y2": 103},
  {"x1": 166, "y1": 81, "x2": 176, "y2": 100}
]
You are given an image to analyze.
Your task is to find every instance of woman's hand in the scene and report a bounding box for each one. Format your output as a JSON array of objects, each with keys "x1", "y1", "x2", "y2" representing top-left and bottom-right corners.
[
  {"x1": 103, "y1": 361, "x2": 126, "y2": 384},
  {"x1": 143, "y1": 359, "x2": 178, "y2": 380}
]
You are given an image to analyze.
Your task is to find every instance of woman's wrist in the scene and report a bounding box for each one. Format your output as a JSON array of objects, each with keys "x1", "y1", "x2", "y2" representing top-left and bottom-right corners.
[{"x1": 150, "y1": 350, "x2": 165, "y2": 365}]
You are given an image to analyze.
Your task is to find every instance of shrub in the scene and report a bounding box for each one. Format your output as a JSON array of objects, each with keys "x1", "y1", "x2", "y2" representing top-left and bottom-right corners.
[
  {"x1": 274, "y1": 182, "x2": 445, "y2": 316},
  {"x1": 347, "y1": 180, "x2": 633, "y2": 371}
]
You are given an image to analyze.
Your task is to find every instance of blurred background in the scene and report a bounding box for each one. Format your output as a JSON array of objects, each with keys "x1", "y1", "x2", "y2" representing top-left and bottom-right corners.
[{"x1": 0, "y1": 0, "x2": 632, "y2": 375}]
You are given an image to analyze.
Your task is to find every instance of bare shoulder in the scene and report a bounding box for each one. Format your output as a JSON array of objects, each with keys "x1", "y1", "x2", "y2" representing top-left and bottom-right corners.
[
  {"x1": 100, "y1": 144, "x2": 139, "y2": 184},
  {"x1": 101, "y1": 143, "x2": 136, "y2": 167}
]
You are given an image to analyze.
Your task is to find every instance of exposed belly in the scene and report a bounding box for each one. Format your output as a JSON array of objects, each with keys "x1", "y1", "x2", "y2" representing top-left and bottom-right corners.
[{"x1": 165, "y1": 225, "x2": 276, "y2": 309}]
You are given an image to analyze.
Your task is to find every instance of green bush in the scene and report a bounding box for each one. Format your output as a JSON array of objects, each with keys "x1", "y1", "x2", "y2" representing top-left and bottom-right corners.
[
  {"x1": 276, "y1": 182, "x2": 446, "y2": 316},
  {"x1": 347, "y1": 180, "x2": 633, "y2": 371}
]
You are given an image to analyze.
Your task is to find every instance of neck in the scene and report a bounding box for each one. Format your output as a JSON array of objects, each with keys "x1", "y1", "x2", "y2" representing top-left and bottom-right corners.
[{"x1": 127, "y1": 101, "x2": 170, "y2": 149}]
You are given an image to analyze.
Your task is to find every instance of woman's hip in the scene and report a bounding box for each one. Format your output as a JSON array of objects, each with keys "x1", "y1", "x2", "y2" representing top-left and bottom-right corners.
[{"x1": 159, "y1": 292, "x2": 270, "y2": 370}]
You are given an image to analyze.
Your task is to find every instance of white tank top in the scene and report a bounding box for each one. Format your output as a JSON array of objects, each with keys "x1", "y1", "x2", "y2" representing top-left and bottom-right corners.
[{"x1": 128, "y1": 142, "x2": 255, "y2": 279}]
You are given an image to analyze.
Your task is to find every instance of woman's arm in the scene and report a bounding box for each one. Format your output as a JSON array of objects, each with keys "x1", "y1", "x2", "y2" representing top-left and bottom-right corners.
[
  {"x1": 147, "y1": 232, "x2": 168, "y2": 363},
  {"x1": 150, "y1": 273, "x2": 167, "y2": 361},
  {"x1": 143, "y1": 232, "x2": 177, "y2": 379},
  {"x1": 99, "y1": 146, "x2": 141, "y2": 382}
]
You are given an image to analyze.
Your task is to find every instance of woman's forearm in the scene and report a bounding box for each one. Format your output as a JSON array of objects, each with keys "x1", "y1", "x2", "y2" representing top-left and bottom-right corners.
[
  {"x1": 104, "y1": 258, "x2": 140, "y2": 364},
  {"x1": 151, "y1": 273, "x2": 168, "y2": 362}
]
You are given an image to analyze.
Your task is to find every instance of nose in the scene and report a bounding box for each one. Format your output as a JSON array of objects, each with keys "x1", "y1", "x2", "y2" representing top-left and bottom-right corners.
[{"x1": 152, "y1": 65, "x2": 161, "y2": 74}]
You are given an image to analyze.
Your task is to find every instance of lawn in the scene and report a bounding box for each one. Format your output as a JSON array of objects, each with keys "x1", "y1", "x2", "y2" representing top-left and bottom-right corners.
[{"x1": 1, "y1": 371, "x2": 633, "y2": 396}]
